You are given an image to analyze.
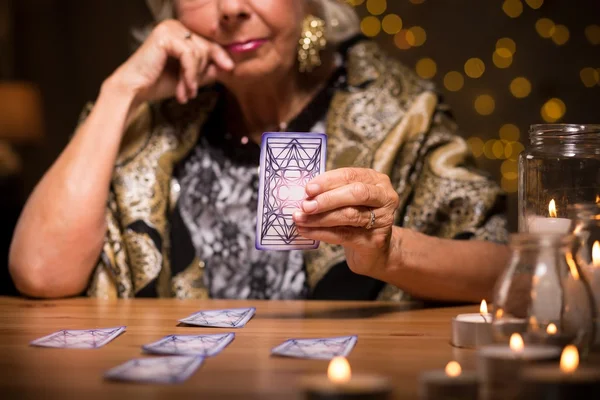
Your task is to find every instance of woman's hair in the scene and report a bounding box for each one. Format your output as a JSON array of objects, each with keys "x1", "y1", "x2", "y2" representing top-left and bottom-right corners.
[{"x1": 143, "y1": 0, "x2": 360, "y2": 46}]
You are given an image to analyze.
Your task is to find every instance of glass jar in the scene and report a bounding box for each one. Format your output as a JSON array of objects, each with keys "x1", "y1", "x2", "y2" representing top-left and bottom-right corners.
[
  {"x1": 572, "y1": 203, "x2": 600, "y2": 350},
  {"x1": 491, "y1": 233, "x2": 595, "y2": 355},
  {"x1": 518, "y1": 124, "x2": 600, "y2": 233}
]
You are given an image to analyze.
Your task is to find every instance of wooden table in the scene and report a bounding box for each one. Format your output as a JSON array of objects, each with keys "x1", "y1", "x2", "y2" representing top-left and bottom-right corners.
[{"x1": 0, "y1": 297, "x2": 479, "y2": 400}]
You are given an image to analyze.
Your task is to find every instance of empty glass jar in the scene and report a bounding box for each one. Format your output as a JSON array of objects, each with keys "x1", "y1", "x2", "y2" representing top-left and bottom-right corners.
[
  {"x1": 518, "y1": 124, "x2": 600, "y2": 233},
  {"x1": 492, "y1": 233, "x2": 595, "y2": 355}
]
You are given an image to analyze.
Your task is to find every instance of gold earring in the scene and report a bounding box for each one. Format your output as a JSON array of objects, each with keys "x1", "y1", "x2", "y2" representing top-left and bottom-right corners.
[{"x1": 298, "y1": 15, "x2": 327, "y2": 73}]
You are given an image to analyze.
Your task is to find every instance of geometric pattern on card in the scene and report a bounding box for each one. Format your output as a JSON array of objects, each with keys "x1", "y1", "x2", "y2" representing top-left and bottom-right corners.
[
  {"x1": 29, "y1": 326, "x2": 126, "y2": 349},
  {"x1": 271, "y1": 335, "x2": 358, "y2": 360},
  {"x1": 104, "y1": 356, "x2": 204, "y2": 384},
  {"x1": 178, "y1": 308, "x2": 256, "y2": 328},
  {"x1": 142, "y1": 333, "x2": 235, "y2": 357},
  {"x1": 256, "y1": 132, "x2": 327, "y2": 251}
]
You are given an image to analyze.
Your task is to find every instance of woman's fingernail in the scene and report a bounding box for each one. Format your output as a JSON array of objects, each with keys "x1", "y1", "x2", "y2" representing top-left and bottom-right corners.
[
  {"x1": 294, "y1": 211, "x2": 307, "y2": 222},
  {"x1": 306, "y1": 183, "x2": 320, "y2": 195},
  {"x1": 303, "y1": 200, "x2": 318, "y2": 213}
]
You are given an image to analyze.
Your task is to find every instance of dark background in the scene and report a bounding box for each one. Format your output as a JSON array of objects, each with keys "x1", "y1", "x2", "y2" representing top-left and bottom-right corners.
[{"x1": 1, "y1": 0, "x2": 599, "y2": 296}]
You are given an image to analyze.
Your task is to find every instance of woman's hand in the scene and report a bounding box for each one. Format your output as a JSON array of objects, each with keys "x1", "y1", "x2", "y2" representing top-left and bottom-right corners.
[
  {"x1": 108, "y1": 19, "x2": 234, "y2": 106},
  {"x1": 293, "y1": 168, "x2": 400, "y2": 277}
]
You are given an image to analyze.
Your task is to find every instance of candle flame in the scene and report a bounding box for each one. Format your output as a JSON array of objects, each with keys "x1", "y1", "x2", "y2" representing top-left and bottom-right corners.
[
  {"x1": 565, "y1": 252, "x2": 580, "y2": 280},
  {"x1": 596, "y1": 195, "x2": 600, "y2": 204},
  {"x1": 327, "y1": 357, "x2": 351, "y2": 383},
  {"x1": 480, "y1": 300, "x2": 488, "y2": 314},
  {"x1": 549, "y1": 199, "x2": 558, "y2": 218},
  {"x1": 560, "y1": 345, "x2": 579, "y2": 373},
  {"x1": 529, "y1": 316, "x2": 540, "y2": 331},
  {"x1": 495, "y1": 308, "x2": 504, "y2": 319},
  {"x1": 509, "y1": 333, "x2": 524, "y2": 353},
  {"x1": 546, "y1": 323, "x2": 557, "y2": 335},
  {"x1": 593, "y1": 241, "x2": 600, "y2": 268},
  {"x1": 445, "y1": 361, "x2": 462, "y2": 377}
]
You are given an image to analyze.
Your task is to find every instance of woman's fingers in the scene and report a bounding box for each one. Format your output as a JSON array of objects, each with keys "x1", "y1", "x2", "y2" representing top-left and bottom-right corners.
[
  {"x1": 294, "y1": 206, "x2": 392, "y2": 229},
  {"x1": 301, "y1": 182, "x2": 390, "y2": 214},
  {"x1": 305, "y1": 168, "x2": 384, "y2": 197}
]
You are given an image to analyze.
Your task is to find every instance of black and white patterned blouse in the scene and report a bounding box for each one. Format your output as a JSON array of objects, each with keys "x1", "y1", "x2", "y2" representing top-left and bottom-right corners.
[{"x1": 174, "y1": 70, "x2": 343, "y2": 300}]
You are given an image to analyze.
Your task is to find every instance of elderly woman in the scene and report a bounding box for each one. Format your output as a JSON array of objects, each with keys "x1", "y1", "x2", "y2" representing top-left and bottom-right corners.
[{"x1": 9, "y1": 0, "x2": 509, "y2": 301}]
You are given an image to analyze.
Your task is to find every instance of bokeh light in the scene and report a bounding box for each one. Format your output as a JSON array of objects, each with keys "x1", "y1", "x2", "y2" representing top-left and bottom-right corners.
[
  {"x1": 361, "y1": 16, "x2": 381, "y2": 37},
  {"x1": 502, "y1": 0, "x2": 523, "y2": 18},
  {"x1": 366, "y1": 0, "x2": 387, "y2": 16},
  {"x1": 541, "y1": 98, "x2": 566, "y2": 122},
  {"x1": 501, "y1": 177, "x2": 519, "y2": 193},
  {"x1": 501, "y1": 160, "x2": 519, "y2": 180},
  {"x1": 444, "y1": 71, "x2": 465, "y2": 92},
  {"x1": 382, "y1": 14, "x2": 403, "y2": 34},
  {"x1": 416, "y1": 58, "x2": 437, "y2": 79},
  {"x1": 535, "y1": 18, "x2": 555, "y2": 38},
  {"x1": 475, "y1": 95, "x2": 496, "y2": 115},
  {"x1": 551, "y1": 25, "x2": 570, "y2": 45},
  {"x1": 467, "y1": 137, "x2": 484, "y2": 158},
  {"x1": 585, "y1": 25, "x2": 600, "y2": 45},
  {"x1": 508, "y1": 142, "x2": 525, "y2": 160},
  {"x1": 496, "y1": 38, "x2": 517, "y2": 56},
  {"x1": 492, "y1": 140, "x2": 505, "y2": 159},
  {"x1": 500, "y1": 124, "x2": 520, "y2": 142},
  {"x1": 464, "y1": 58, "x2": 486, "y2": 78},
  {"x1": 406, "y1": 26, "x2": 427, "y2": 47},
  {"x1": 394, "y1": 30, "x2": 411, "y2": 49},
  {"x1": 493, "y1": 51, "x2": 513, "y2": 69},
  {"x1": 510, "y1": 77, "x2": 532, "y2": 98},
  {"x1": 525, "y1": 0, "x2": 544, "y2": 9},
  {"x1": 580, "y1": 68, "x2": 600, "y2": 87},
  {"x1": 484, "y1": 139, "x2": 498, "y2": 159}
]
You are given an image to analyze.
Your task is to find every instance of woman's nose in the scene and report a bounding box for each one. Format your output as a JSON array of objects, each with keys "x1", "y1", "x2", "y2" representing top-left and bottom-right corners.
[{"x1": 218, "y1": 0, "x2": 251, "y2": 29}]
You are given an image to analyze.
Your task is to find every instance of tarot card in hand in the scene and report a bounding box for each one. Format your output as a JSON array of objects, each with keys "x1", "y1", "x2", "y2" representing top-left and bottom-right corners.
[
  {"x1": 30, "y1": 326, "x2": 126, "y2": 349},
  {"x1": 271, "y1": 335, "x2": 358, "y2": 360},
  {"x1": 142, "y1": 333, "x2": 235, "y2": 357},
  {"x1": 178, "y1": 307, "x2": 256, "y2": 328},
  {"x1": 256, "y1": 132, "x2": 327, "y2": 251},
  {"x1": 104, "y1": 356, "x2": 203, "y2": 384}
]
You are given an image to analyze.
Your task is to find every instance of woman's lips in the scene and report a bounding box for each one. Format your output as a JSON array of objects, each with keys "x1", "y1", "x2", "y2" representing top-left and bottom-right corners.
[{"x1": 225, "y1": 39, "x2": 268, "y2": 54}]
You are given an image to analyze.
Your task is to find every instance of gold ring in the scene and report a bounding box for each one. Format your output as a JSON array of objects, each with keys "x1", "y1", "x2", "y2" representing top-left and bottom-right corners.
[{"x1": 365, "y1": 209, "x2": 376, "y2": 230}]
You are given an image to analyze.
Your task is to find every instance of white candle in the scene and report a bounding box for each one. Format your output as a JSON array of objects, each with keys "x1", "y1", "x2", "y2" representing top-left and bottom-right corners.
[
  {"x1": 451, "y1": 300, "x2": 493, "y2": 348},
  {"x1": 527, "y1": 199, "x2": 571, "y2": 233},
  {"x1": 521, "y1": 345, "x2": 600, "y2": 400},
  {"x1": 478, "y1": 333, "x2": 561, "y2": 400},
  {"x1": 419, "y1": 361, "x2": 479, "y2": 400},
  {"x1": 301, "y1": 357, "x2": 392, "y2": 400}
]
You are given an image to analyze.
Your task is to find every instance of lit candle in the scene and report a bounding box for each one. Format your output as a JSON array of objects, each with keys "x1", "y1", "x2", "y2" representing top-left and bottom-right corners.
[
  {"x1": 301, "y1": 357, "x2": 392, "y2": 400},
  {"x1": 527, "y1": 199, "x2": 572, "y2": 233},
  {"x1": 478, "y1": 333, "x2": 561, "y2": 400},
  {"x1": 589, "y1": 241, "x2": 600, "y2": 348},
  {"x1": 521, "y1": 345, "x2": 600, "y2": 399},
  {"x1": 419, "y1": 361, "x2": 479, "y2": 400},
  {"x1": 451, "y1": 300, "x2": 493, "y2": 348}
]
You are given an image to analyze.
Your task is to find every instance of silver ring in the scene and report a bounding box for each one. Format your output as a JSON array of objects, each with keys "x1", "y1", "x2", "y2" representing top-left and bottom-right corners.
[
  {"x1": 184, "y1": 32, "x2": 192, "y2": 40},
  {"x1": 365, "y1": 209, "x2": 376, "y2": 230}
]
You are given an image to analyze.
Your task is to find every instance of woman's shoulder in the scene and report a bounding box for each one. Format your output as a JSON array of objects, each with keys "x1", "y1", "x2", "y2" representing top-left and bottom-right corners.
[{"x1": 342, "y1": 37, "x2": 436, "y2": 98}]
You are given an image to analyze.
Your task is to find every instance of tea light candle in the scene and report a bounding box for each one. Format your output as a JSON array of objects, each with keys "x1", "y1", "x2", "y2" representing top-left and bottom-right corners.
[
  {"x1": 478, "y1": 333, "x2": 561, "y2": 400},
  {"x1": 419, "y1": 361, "x2": 479, "y2": 400},
  {"x1": 451, "y1": 300, "x2": 493, "y2": 348},
  {"x1": 527, "y1": 199, "x2": 571, "y2": 234},
  {"x1": 521, "y1": 345, "x2": 600, "y2": 400},
  {"x1": 302, "y1": 357, "x2": 393, "y2": 400}
]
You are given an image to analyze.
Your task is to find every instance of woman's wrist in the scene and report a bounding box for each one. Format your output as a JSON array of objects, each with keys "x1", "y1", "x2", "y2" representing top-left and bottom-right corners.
[{"x1": 101, "y1": 71, "x2": 142, "y2": 113}]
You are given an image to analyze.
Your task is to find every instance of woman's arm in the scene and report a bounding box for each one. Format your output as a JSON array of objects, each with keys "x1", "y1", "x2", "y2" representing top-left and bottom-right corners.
[
  {"x1": 9, "y1": 20, "x2": 234, "y2": 298},
  {"x1": 8, "y1": 80, "x2": 137, "y2": 298},
  {"x1": 381, "y1": 227, "x2": 510, "y2": 302}
]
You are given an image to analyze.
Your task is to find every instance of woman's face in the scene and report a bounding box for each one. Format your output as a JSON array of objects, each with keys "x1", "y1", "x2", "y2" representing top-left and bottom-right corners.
[{"x1": 176, "y1": 0, "x2": 306, "y2": 84}]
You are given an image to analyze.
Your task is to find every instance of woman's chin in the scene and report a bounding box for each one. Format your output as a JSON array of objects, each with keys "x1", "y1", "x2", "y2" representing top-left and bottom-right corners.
[{"x1": 223, "y1": 59, "x2": 293, "y2": 87}]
